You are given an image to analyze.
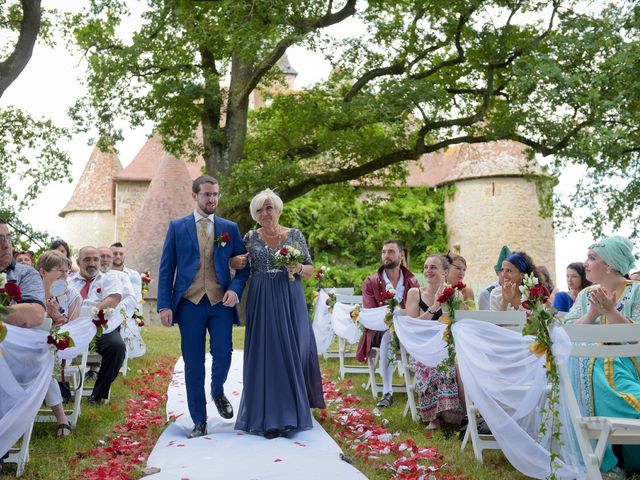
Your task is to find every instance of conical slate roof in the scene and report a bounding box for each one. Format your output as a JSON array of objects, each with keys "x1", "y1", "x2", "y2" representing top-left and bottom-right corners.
[
  {"x1": 113, "y1": 132, "x2": 205, "y2": 183},
  {"x1": 125, "y1": 151, "x2": 195, "y2": 298},
  {"x1": 60, "y1": 145, "x2": 122, "y2": 215}
]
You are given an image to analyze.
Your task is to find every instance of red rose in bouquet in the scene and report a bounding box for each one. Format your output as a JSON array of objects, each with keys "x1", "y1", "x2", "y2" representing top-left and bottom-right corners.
[
  {"x1": 452, "y1": 281, "x2": 466, "y2": 291},
  {"x1": 47, "y1": 327, "x2": 74, "y2": 351},
  {"x1": 381, "y1": 290, "x2": 395, "y2": 302},
  {"x1": 437, "y1": 287, "x2": 455, "y2": 304},
  {"x1": 522, "y1": 300, "x2": 532, "y2": 310},
  {"x1": 279, "y1": 247, "x2": 288, "y2": 256},
  {"x1": 1, "y1": 282, "x2": 22, "y2": 304},
  {"x1": 528, "y1": 284, "x2": 550, "y2": 303},
  {"x1": 93, "y1": 310, "x2": 109, "y2": 329}
]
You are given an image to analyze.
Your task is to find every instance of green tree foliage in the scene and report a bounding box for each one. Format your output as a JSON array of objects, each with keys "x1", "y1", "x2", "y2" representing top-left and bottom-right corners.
[
  {"x1": 70, "y1": 0, "x2": 640, "y2": 234},
  {"x1": 279, "y1": 185, "x2": 450, "y2": 269},
  {"x1": 0, "y1": 1, "x2": 70, "y2": 246}
]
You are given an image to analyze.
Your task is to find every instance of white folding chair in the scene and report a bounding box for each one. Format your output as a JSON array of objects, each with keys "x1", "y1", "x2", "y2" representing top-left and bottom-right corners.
[
  {"x1": 4, "y1": 423, "x2": 35, "y2": 477},
  {"x1": 35, "y1": 350, "x2": 89, "y2": 428},
  {"x1": 321, "y1": 288, "x2": 355, "y2": 360},
  {"x1": 399, "y1": 343, "x2": 418, "y2": 421},
  {"x1": 333, "y1": 294, "x2": 369, "y2": 379},
  {"x1": 119, "y1": 344, "x2": 129, "y2": 377},
  {"x1": 559, "y1": 324, "x2": 640, "y2": 480},
  {"x1": 455, "y1": 310, "x2": 527, "y2": 462}
]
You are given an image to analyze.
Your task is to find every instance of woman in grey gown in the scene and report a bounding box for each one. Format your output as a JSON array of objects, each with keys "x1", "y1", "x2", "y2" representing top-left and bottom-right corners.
[{"x1": 234, "y1": 189, "x2": 325, "y2": 439}]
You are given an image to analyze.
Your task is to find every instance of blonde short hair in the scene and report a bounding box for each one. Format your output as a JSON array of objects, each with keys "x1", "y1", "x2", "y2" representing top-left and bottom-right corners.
[
  {"x1": 36, "y1": 250, "x2": 72, "y2": 272},
  {"x1": 249, "y1": 189, "x2": 283, "y2": 222}
]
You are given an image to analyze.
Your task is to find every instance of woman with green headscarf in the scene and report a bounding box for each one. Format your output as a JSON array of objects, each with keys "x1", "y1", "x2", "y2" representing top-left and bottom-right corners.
[{"x1": 564, "y1": 235, "x2": 640, "y2": 479}]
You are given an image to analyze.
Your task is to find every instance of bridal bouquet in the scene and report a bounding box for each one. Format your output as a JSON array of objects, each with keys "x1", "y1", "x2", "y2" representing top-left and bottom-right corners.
[{"x1": 273, "y1": 245, "x2": 304, "y2": 280}]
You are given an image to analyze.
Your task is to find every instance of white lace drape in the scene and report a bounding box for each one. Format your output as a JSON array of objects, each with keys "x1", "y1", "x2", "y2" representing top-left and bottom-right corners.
[{"x1": 0, "y1": 324, "x2": 54, "y2": 456}]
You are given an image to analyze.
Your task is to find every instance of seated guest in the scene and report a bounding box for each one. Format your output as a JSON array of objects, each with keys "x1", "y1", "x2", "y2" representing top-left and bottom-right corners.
[
  {"x1": 50, "y1": 238, "x2": 78, "y2": 274},
  {"x1": 35, "y1": 250, "x2": 82, "y2": 437},
  {"x1": 110, "y1": 242, "x2": 142, "y2": 301},
  {"x1": 564, "y1": 236, "x2": 640, "y2": 477},
  {"x1": 13, "y1": 250, "x2": 34, "y2": 267},
  {"x1": 537, "y1": 265, "x2": 558, "y2": 305},
  {"x1": 68, "y1": 246, "x2": 124, "y2": 404},
  {"x1": 356, "y1": 240, "x2": 420, "y2": 408},
  {"x1": 552, "y1": 262, "x2": 591, "y2": 313},
  {"x1": 445, "y1": 253, "x2": 475, "y2": 303},
  {"x1": 478, "y1": 246, "x2": 510, "y2": 310},
  {"x1": 0, "y1": 219, "x2": 45, "y2": 328},
  {"x1": 490, "y1": 251, "x2": 539, "y2": 311},
  {"x1": 405, "y1": 255, "x2": 464, "y2": 429}
]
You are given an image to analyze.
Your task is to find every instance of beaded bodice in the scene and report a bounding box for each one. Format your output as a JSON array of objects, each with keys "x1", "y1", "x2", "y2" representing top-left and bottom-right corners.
[{"x1": 244, "y1": 228, "x2": 312, "y2": 275}]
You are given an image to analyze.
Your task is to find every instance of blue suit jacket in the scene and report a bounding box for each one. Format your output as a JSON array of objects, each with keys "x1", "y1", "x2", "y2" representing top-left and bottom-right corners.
[{"x1": 157, "y1": 213, "x2": 249, "y2": 324}]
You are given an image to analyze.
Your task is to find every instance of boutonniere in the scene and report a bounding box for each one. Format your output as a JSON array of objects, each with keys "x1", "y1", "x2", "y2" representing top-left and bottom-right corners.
[{"x1": 217, "y1": 231, "x2": 231, "y2": 247}]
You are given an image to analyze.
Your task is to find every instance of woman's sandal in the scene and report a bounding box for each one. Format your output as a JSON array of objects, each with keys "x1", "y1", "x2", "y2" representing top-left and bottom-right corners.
[{"x1": 56, "y1": 423, "x2": 72, "y2": 438}]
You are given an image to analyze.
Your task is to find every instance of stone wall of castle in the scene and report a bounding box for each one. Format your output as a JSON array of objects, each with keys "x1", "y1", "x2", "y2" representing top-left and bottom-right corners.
[
  {"x1": 115, "y1": 181, "x2": 149, "y2": 244},
  {"x1": 444, "y1": 176, "x2": 556, "y2": 293}
]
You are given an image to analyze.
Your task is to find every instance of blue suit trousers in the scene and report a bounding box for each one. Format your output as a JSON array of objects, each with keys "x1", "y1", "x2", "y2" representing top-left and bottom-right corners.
[{"x1": 177, "y1": 297, "x2": 234, "y2": 424}]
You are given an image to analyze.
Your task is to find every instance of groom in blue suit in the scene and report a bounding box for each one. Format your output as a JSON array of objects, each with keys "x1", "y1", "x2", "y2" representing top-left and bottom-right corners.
[{"x1": 158, "y1": 175, "x2": 249, "y2": 438}]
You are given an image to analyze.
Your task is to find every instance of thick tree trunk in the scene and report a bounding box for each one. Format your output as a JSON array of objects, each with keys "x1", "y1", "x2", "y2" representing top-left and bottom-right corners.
[
  {"x1": 199, "y1": 48, "x2": 225, "y2": 179},
  {"x1": 222, "y1": 52, "x2": 251, "y2": 177},
  {"x1": 0, "y1": 0, "x2": 41, "y2": 98}
]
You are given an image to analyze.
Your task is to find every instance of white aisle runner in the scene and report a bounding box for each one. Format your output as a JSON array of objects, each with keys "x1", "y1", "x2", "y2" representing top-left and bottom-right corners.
[{"x1": 146, "y1": 351, "x2": 366, "y2": 479}]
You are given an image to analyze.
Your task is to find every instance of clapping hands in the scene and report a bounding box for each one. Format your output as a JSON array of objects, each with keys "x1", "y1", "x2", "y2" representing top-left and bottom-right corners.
[{"x1": 587, "y1": 287, "x2": 617, "y2": 317}]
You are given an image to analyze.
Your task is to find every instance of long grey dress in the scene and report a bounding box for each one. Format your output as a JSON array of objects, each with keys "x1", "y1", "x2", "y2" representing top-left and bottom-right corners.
[{"x1": 235, "y1": 228, "x2": 326, "y2": 436}]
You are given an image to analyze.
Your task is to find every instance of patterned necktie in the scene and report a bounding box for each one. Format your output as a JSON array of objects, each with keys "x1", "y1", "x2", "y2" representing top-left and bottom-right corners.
[
  {"x1": 198, "y1": 217, "x2": 211, "y2": 239},
  {"x1": 80, "y1": 277, "x2": 92, "y2": 299}
]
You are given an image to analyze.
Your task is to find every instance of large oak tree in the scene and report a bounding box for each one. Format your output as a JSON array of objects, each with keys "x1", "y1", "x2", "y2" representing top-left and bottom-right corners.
[
  {"x1": 71, "y1": 0, "x2": 639, "y2": 235},
  {"x1": 0, "y1": 0, "x2": 70, "y2": 245}
]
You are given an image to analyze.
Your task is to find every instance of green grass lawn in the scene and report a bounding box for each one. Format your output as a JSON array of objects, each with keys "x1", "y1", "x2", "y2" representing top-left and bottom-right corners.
[{"x1": 7, "y1": 325, "x2": 634, "y2": 479}]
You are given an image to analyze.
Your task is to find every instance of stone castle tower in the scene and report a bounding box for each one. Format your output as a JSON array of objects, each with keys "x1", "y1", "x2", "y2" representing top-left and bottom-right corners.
[
  {"x1": 59, "y1": 145, "x2": 123, "y2": 248},
  {"x1": 406, "y1": 140, "x2": 556, "y2": 290}
]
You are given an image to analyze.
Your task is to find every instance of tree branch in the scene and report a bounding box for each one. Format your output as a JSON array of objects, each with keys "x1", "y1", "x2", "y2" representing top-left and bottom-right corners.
[
  {"x1": 236, "y1": 0, "x2": 357, "y2": 103},
  {"x1": 0, "y1": 0, "x2": 41, "y2": 98}
]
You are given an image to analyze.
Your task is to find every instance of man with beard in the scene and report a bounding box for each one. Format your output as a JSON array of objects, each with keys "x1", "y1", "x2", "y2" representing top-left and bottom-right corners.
[
  {"x1": 158, "y1": 175, "x2": 249, "y2": 438},
  {"x1": 0, "y1": 219, "x2": 45, "y2": 328},
  {"x1": 68, "y1": 246, "x2": 124, "y2": 403},
  {"x1": 98, "y1": 246, "x2": 145, "y2": 359},
  {"x1": 110, "y1": 242, "x2": 142, "y2": 302},
  {"x1": 356, "y1": 240, "x2": 420, "y2": 408}
]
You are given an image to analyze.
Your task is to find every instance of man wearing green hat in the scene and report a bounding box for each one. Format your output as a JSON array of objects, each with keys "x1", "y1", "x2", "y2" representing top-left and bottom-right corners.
[{"x1": 478, "y1": 246, "x2": 511, "y2": 310}]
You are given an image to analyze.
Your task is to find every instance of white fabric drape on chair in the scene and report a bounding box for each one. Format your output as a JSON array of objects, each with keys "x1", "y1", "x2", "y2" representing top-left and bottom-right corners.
[
  {"x1": 453, "y1": 319, "x2": 584, "y2": 479},
  {"x1": 58, "y1": 312, "x2": 97, "y2": 362},
  {"x1": 0, "y1": 324, "x2": 54, "y2": 456},
  {"x1": 392, "y1": 315, "x2": 447, "y2": 367},
  {"x1": 330, "y1": 302, "x2": 363, "y2": 344},
  {"x1": 357, "y1": 306, "x2": 389, "y2": 332},
  {"x1": 312, "y1": 290, "x2": 334, "y2": 354}
]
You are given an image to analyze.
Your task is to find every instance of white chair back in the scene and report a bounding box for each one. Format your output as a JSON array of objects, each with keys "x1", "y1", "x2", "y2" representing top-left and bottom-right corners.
[
  {"x1": 455, "y1": 310, "x2": 526, "y2": 332},
  {"x1": 335, "y1": 294, "x2": 362, "y2": 305},
  {"x1": 557, "y1": 323, "x2": 640, "y2": 480}
]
